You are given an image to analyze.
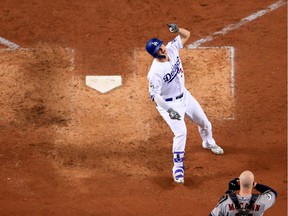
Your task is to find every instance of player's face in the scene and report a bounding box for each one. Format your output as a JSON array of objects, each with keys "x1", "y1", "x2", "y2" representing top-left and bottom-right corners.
[{"x1": 157, "y1": 44, "x2": 167, "y2": 56}]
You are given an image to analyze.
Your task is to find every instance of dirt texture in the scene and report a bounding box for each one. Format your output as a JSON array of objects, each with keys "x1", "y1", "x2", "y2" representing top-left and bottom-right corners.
[{"x1": 0, "y1": 0, "x2": 287, "y2": 215}]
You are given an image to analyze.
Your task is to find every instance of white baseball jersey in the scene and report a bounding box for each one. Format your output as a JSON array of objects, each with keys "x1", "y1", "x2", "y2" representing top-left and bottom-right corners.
[
  {"x1": 210, "y1": 192, "x2": 277, "y2": 216},
  {"x1": 146, "y1": 35, "x2": 216, "y2": 154},
  {"x1": 147, "y1": 35, "x2": 185, "y2": 101}
]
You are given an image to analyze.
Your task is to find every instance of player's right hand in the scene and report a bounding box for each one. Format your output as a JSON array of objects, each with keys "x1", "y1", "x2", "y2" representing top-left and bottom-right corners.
[
  {"x1": 225, "y1": 178, "x2": 240, "y2": 194},
  {"x1": 167, "y1": 24, "x2": 179, "y2": 33},
  {"x1": 167, "y1": 108, "x2": 181, "y2": 120}
]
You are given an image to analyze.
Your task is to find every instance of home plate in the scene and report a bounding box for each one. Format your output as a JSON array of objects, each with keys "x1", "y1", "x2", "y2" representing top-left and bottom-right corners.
[{"x1": 85, "y1": 75, "x2": 122, "y2": 93}]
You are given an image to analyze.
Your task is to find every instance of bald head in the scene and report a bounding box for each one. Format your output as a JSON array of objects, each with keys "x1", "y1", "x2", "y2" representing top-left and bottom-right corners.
[{"x1": 239, "y1": 170, "x2": 254, "y2": 189}]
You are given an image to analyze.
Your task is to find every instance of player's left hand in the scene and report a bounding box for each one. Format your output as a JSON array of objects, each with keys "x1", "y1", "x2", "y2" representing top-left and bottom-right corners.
[{"x1": 167, "y1": 24, "x2": 179, "y2": 33}]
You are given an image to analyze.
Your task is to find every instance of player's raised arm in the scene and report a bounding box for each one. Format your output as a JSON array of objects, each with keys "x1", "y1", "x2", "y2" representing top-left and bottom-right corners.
[{"x1": 167, "y1": 24, "x2": 190, "y2": 45}]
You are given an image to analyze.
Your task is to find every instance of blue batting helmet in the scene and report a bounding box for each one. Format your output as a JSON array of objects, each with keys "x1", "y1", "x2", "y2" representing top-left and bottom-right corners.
[{"x1": 146, "y1": 38, "x2": 163, "y2": 58}]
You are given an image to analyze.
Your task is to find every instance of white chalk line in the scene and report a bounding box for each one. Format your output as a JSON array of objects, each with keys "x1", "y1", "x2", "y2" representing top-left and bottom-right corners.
[
  {"x1": 229, "y1": 46, "x2": 235, "y2": 120},
  {"x1": 0, "y1": 36, "x2": 20, "y2": 49},
  {"x1": 187, "y1": 0, "x2": 286, "y2": 49},
  {"x1": 230, "y1": 47, "x2": 235, "y2": 98}
]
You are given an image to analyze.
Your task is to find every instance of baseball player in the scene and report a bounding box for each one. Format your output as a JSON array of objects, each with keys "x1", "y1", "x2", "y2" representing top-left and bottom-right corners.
[
  {"x1": 145, "y1": 24, "x2": 224, "y2": 184},
  {"x1": 210, "y1": 170, "x2": 278, "y2": 216}
]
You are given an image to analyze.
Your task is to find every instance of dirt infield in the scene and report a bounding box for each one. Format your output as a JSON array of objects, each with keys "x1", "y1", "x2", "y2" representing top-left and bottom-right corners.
[{"x1": 0, "y1": 0, "x2": 286, "y2": 215}]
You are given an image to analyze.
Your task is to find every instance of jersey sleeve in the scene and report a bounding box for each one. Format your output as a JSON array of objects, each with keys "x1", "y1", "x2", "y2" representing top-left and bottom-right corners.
[
  {"x1": 210, "y1": 195, "x2": 227, "y2": 216},
  {"x1": 147, "y1": 70, "x2": 162, "y2": 101},
  {"x1": 168, "y1": 35, "x2": 183, "y2": 50},
  {"x1": 210, "y1": 205, "x2": 224, "y2": 216},
  {"x1": 258, "y1": 191, "x2": 277, "y2": 210}
]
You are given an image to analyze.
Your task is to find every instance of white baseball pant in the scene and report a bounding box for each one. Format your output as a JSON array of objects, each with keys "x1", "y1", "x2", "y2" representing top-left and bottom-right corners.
[{"x1": 156, "y1": 89, "x2": 216, "y2": 160}]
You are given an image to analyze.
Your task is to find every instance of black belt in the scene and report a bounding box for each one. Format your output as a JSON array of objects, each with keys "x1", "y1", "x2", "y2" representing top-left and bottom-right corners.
[{"x1": 165, "y1": 93, "x2": 184, "y2": 102}]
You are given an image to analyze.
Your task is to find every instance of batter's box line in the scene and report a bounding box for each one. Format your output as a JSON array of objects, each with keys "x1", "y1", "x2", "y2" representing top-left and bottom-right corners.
[
  {"x1": 186, "y1": 46, "x2": 235, "y2": 121},
  {"x1": 133, "y1": 46, "x2": 236, "y2": 121}
]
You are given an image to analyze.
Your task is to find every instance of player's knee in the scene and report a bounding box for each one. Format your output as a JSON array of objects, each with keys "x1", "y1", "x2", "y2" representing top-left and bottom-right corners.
[
  {"x1": 175, "y1": 128, "x2": 187, "y2": 139},
  {"x1": 203, "y1": 121, "x2": 212, "y2": 130}
]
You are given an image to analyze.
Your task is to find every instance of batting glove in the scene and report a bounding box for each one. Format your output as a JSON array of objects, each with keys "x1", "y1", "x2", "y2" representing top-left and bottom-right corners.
[
  {"x1": 167, "y1": 24, "x2": 179, "y2": 33},
  {"x1": 167, "y1": 108, "x2": 181, "y2": 120}
]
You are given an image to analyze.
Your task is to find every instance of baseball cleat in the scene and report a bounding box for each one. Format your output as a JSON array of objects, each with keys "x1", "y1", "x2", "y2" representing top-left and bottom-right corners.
[
  {"x1": 172, "y1": 167, "x2": 184, "y2": 184},
  {"x1": 202, "y1": 142, "x2": 224, "y2": 155}
]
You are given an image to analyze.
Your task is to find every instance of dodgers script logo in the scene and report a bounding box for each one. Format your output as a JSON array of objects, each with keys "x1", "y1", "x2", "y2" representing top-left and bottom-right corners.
[{"x1": 163, "y1": 56, "x2": 183, "y2": 83}]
